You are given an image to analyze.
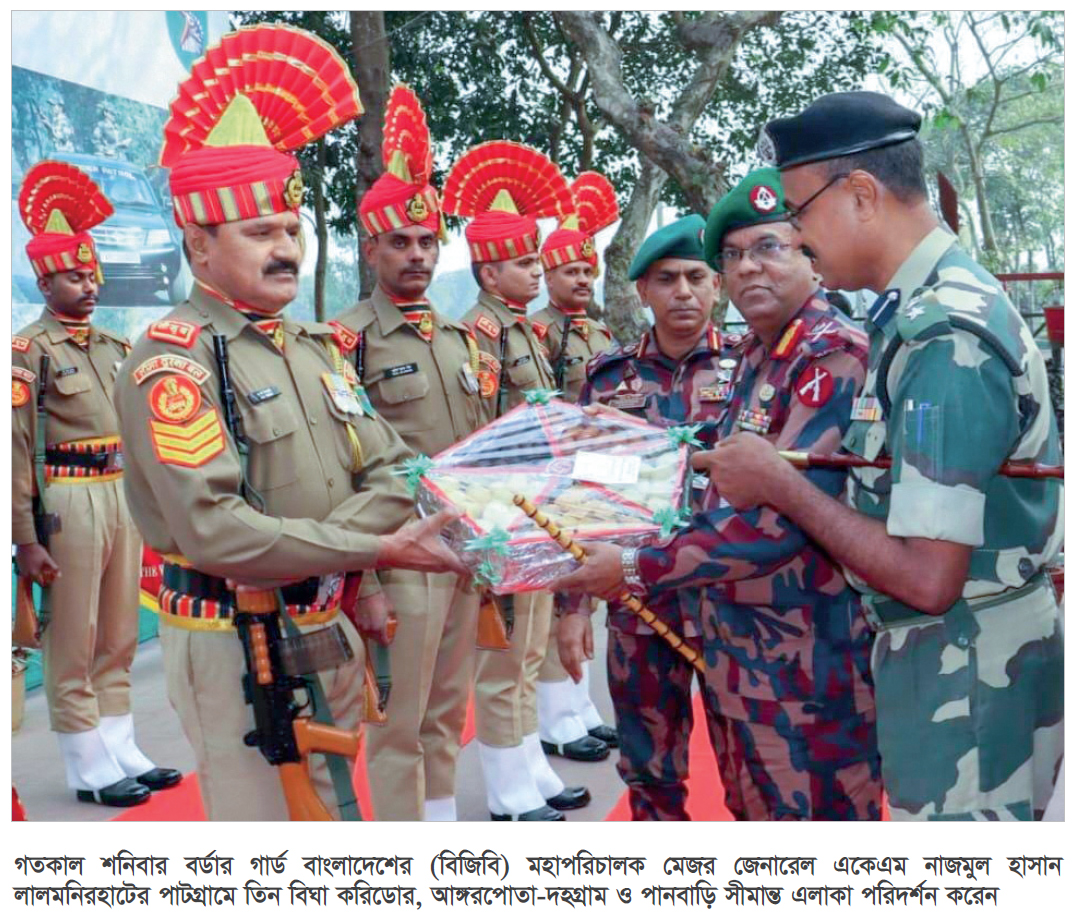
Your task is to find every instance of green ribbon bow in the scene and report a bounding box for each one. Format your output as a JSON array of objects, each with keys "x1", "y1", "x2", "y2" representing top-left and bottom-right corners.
[
  {"x1": 652, "y1": 506, "x2": 692, "y2": 537},
  {"x1": 392, "y1": 454, "x2": 435, "y2": 495},
  {"x1": 464, "y1": 527, "x2": 511, "y2": 557},
  {"x1": 666, "y1": 424, "x2": 704, "y2": 449},
  {"x1": 473, "y1": 559, "x2": 502, "y2": 589},
  {"x1": 523, "y1": 387, "x2": 561, "y2": 406}
]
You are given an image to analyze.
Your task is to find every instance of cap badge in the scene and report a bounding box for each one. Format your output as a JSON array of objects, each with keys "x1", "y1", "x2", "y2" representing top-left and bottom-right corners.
[
  {"x1": 283, "y1": 169, "x2": 304, "y2": 209},
  {"x1": 756, "y1": 127, "x2": 777, "y2": 165},
  {"x1": 581, "y1": 237, "x2": 595, "y2": 258},
  {"x1": 749, "y1": 185, "x2": 778, "y2": 214},
  {"x1": 407, "y1": 193, "x2": 430, "y2": 223},
  {"x1": 76, "y1": 243, "x2": 94, "y2": 264}
]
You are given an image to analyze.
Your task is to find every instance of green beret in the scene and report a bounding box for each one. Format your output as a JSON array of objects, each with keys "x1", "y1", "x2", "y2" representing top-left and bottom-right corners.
[
  {"x1": 703, "y1": 167, "x2": 789, "y2": 269},
  {"x1": 759, "y1": 91, "x2": 921, "y2": 170},
  {"x1": 628, "y1": 214, "x2": 707, "y2": 280}
]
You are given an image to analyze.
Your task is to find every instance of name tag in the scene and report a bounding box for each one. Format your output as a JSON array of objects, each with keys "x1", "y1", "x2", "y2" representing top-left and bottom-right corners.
[
  {"x1": 737, "y1": 408, "x2": 771, "y2": 434},
  {"x1": 510, "y1": 355, "x2": 531, "y2": 368},
  {"x1": 851, "y1": 396, "x2": 883, "y2": 422},
  {"x1": 609, "y1": 395, "x2": 647, "y2": 410},
  {"x1": 56, "y1": 366, "x2": 79, "y2": 378},
  {"x1": 384, "y1": 363, "x2": 419, "y2": 379},
  {"x1": 565, "y1": 355, "x2": 585, "y2": 366},
  {"x1": 248, "y1": 386, "x2": 281, "y2": 405}
]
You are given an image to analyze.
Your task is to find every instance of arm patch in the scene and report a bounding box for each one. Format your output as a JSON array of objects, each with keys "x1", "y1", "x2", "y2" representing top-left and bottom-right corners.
[{"x1": 12, "y1": 336, "x2": 31, "y2": 353}]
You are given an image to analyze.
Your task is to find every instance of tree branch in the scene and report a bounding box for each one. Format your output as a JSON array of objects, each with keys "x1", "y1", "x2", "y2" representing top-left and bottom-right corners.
[
  {"x1": 522, "y1": 13, "x2": 579, "y2": 102},
  {"x1": 985, "y1": 115, "x2": 1063, "y2": 139}
]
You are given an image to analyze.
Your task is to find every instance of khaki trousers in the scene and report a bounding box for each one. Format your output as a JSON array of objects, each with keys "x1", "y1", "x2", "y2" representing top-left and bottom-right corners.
[
  {"x1": 161, "y1": 614, "x2": 365, "y2": 821},
  {"x1": 41, "y1": 477, "x2": 141, "y2": 734},
  {"x1": 474, "y1": 591, "x2": 553, "y2": 746},
  {"x1": 537, "y1": 608, "x2": 570, "y2": 682},
  {"x1": 365, "y1": 570, "x2": 478, "y2": 820}
]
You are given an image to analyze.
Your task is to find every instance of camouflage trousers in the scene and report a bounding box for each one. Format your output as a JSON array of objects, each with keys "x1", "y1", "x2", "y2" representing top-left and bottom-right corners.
[
  {"x1": 871, "y1": 577, "x2": 1064, "y2": 820},
  {"x1": 607, "y1": 629, "x2": 724, "y2": 820},
  {"x1": 701, "y1": 693, "x2": 883, "y2": 821}
]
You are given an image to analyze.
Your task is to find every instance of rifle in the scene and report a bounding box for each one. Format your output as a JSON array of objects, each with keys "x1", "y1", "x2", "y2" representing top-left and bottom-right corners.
[
  {"x1": 552, "y1": 312, "x2": 572, "y2": 393},
  {"x1": 778, "y1": 451, "x2": 1064, "y2": 480},
  {"x1": 18, "y1": 355, "x2": 62, "y2": 642},
  {"x1": 212, "y1": 334, "x2": 362, "y2": 821},
  {"x1": 512, "y1": 494, "x2": 704, "y2": 675}
]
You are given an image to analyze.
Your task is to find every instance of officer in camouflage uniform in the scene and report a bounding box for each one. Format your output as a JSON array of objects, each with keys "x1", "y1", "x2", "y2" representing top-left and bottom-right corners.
[
  {"x1": 333, "y1": 87, "x2": 484, "y2": 821},
  {"x1": 114, "y1": 28, "x2": 463, "y2": 821},
  {"x1": 558, "y1": 214, "x2": 745, "y2": 819},
  {"x1": 556, "y1": 183, "x2": 882, "y2": 820},
  {"x1": 708, "y1": 92, "x2": 1063, "y2": 820},
  {"x1": 13, "y1": 161, "x2": 179, "y2": 808}
]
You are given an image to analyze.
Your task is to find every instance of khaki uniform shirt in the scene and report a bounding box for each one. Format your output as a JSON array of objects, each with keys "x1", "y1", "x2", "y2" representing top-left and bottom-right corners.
[
  {"x1": 530, "y1": 303, "x2": 614, "y2": 403},
  {"x1": 12, "y1": 310, "x2": 130, "y2": 544},
  {"x1": 463, "y1": 291, "x2": 554, "y2": 419},
  {"x1": 114, "y1": 284, "x2": 414, "y2": 585},
  {"x1": 335, "y1": 287, "x2": 484, "y2": 456}
]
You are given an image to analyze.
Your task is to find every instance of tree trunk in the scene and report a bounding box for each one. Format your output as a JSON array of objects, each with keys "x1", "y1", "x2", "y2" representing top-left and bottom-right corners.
[
  {"x1": 350, "y1": 11, "x2": 391, "y2": 299},
  {"x1": 312, "y1": 139, "x2": 329, "y2": 321},
  {"x1": 600, "y1": 157, "x2": 668, "y2": 344}
]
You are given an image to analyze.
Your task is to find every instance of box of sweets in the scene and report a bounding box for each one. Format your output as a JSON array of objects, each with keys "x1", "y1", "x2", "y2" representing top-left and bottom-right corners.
[{"x1": 410, "y1": 397, "x2": 691, "y2": 593}]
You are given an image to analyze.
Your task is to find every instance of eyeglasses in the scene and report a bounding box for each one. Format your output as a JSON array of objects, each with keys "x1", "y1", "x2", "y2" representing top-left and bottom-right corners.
[
  {"x1": 785, "y1": 172, "x2": 850, "y2": 226},
  {"x1": 715, "y1": 239, "x2": 796, "y2": 273}
]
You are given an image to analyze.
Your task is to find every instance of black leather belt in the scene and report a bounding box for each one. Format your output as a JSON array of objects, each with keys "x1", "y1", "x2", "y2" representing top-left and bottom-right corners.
[
  {"x1": 45, "y1": 449, "x2": 120, "y2": 470},
  {"x1": 162, "y1": 563, "x2": 322, "y2": 607}
]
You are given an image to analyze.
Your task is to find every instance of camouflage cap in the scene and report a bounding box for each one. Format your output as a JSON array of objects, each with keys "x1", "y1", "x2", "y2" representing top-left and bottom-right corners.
[
  {"x1": 703, "y1": 167, "x2": 789, "y2": 269},
  {"x1": 628, "y1": 214, "x2": 707, "y2": 280}
]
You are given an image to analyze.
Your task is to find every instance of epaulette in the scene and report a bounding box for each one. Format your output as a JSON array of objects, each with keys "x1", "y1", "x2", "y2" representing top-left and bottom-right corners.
[
  {"x1": 797, "y1": 312, "x2": 868, "y2": 363},
  {"x1": 531, "y1": 320, "x2": 549, "y2": 341},
  {"x1": 585, "y1": 343, "x2": 634, "y2": 380},
  {"x1": 474, "y1": 314, "x2": 500, "y2": 340},
  {"x1": 96, "y1": 326, "x2": 132, "y2": 351},
  {"x1": 327, "y1": 320, "x2": 360, "y2": 354},
  {"x1": 147, "y1": 318, "x2": 201, "y2": 349},
  {"x1": 771, "y1": 318, "x2": 805, "y2": 359},
  {"x1": 894, "y1": 288, "x2": 953, "y2": 343}
]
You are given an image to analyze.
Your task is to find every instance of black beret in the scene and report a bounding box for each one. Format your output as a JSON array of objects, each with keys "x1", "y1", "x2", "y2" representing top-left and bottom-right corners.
[{"x1": 759, "y1": 91, "x2": 922, "y2": 170}]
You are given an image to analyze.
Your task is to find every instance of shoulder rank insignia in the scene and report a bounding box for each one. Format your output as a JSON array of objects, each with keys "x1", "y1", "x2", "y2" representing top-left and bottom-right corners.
[
  {"x1": 149, "y1": 408, "x2": 225, "y2": 468},
  {"x1": 147, "y1": 319, "x2": 201, "y2": 349},
  {"x1": 531, "y1": 321, "x2": 549, "y2": 341},
  {"x1": 328, "y1": 320, "x2": 360, "y2": 354},
  {"x1": 475, "y1": 314, "x2": 500, "y2": 340},
  {"x1": 12, "y1": 336, "x2": 31, "y2": 353},
  {"x1": 772, "y1": 318, "x2": 805, "y2": 359}
]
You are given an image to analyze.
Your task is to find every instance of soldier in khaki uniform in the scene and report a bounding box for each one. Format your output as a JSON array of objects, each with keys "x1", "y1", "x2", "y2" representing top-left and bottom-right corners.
[
  {"x1": 113, "y1": 25, "x2": 464, "y2": 821},
  {"x1": 530, "y1": 172, "x2": 620, "y2": 762},
  {"x1": 441, "y1": 140, "x2": 587, "y2": 820},
  {"x1": 334, "y1": 86, "x2": 483, "y2": 822},
  {"x1": 13, "y1": 161, "x2": 179, "y2": 807}
]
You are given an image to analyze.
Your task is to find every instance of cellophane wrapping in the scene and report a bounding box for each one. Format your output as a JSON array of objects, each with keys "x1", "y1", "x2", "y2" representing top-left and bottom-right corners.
[{"x1": 414, "y1": 398, "x2": 689, "y2": 593}]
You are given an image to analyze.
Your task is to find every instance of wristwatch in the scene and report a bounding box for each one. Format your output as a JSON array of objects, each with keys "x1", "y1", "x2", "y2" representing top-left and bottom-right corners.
[{"x1": 620, "y1": 547, "x2": 646, "y2": 596}]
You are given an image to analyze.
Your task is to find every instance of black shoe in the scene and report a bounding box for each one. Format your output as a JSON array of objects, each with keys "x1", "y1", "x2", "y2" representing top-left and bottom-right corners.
[
  {"x1": 546, "y1": 786, "x2": 591, "y2": 810},
  {"x1": 135, "y1": 767, "x2": 183, "y2": 791},
  {"x1": 76, "y1": 777, "x2": 151, "y2": 807},
  {"x1": 541, "y1": 735, "x2": 610, "y2": 762},
  {"x1": 588, "y1": 724, "x2": 619, "y2": 747},
  {"x1": 490, "y1": 805, "x2": 565, "y2": 821}
]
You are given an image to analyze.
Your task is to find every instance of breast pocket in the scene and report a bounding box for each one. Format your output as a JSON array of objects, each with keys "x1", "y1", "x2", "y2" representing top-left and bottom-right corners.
[
  {"x1": 372, "y1": 370, "x2": 434, "y2": 437},
  {"x1": 241, "y1": 402, "x2": 301, "y2": 492},
  {"x1": 53, "y1": 373, "x2": 92, "y2": 397},
  {"x1": 505, "y1": 359, "x2": 540, "y2": 391},
  {"x1": 842, "y1": 419, "x2": 886, "y2": 461}
]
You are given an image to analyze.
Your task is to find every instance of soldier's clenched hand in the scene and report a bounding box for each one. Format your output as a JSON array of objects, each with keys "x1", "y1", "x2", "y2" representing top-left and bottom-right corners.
[
  {"x1": 549, "y1": 541, "x2": 625, "y2": 600},
  {"x1": 693, "y1": 432, "x2": 793, "y2": 510},
  {"x1": 15, "y1": 543, "x2": 61, "y2": 586},
  {"x1": 375, "y1": 508, "x2": 469, "y2": 575}
]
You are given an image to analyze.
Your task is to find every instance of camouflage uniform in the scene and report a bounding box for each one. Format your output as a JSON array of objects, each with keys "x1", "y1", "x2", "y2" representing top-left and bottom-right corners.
[
  {"x1": 637, "y1": 295, "x2": 882, "y2": 820},
  {"x1": 843, "y1": 227, "x2": 1064, "y2": 821},
  {"x1": 577, "y1": 323, "x2": 741, "y2": 819}
]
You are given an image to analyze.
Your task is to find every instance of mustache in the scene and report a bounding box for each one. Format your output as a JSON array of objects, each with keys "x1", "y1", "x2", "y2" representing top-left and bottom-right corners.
[{"x1": 264, "y1": 259, "x2": 299, "y2": 276}]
